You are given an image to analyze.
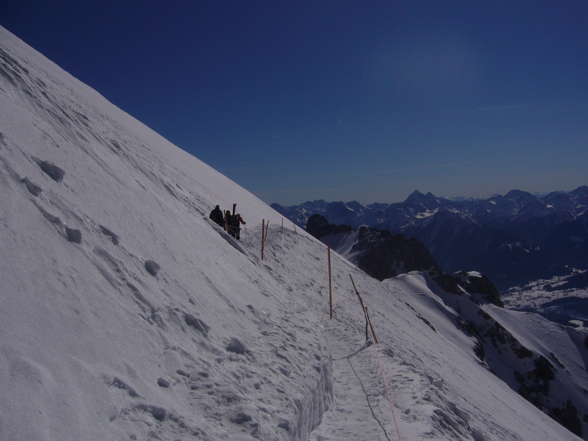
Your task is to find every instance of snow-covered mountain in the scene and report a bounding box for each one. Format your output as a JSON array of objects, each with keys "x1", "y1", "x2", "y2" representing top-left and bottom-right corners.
[
  {"x1": 272, "y1": 187, "x2": 588, "y2": 291},
  {"x1": 1, "y1": 26, "x2": 587, "y2": 441}
]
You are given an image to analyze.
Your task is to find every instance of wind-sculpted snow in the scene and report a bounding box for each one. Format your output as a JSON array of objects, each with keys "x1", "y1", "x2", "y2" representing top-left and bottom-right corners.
[{"x1": 1, "y1": 26, "x2": 586, "y2": 441}]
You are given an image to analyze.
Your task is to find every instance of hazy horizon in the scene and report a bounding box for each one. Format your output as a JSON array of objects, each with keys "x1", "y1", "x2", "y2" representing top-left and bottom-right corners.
[{"x1": 273, "y1": 184, "x2": 587, "y2": 207}]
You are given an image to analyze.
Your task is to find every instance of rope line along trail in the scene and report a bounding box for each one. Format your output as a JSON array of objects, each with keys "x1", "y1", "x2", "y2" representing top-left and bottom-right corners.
[
  {"x1": 370, "y1": 335, "x2": 404, "y2": 441},
  {"x1": 331, "y1": 336, "x2": 389, "y2": 439},
  {"x1": 350, "y1": 274, "x2": 404, "y2": 441},
  {"x1": 347, "y1": 355, "x2": 393, "y2": 441},
  {"x1": 248, "y1": 221, "x2": 405, "y2": 440}
]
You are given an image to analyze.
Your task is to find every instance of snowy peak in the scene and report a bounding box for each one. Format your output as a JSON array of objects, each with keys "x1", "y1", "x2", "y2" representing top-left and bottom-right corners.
[
  {"x1": 504, "y1": 189, "x2": 537, "y2": 206},
  {"x1": 405, "y1": 189, "x2": 427, "y2": 201},
  {"x1": 403, "y1": 189, "x2": 443, "y2": 212},
  {"x1": 543, "y1": 186, "x2": 588, "y2": 214},
  {"x1": 273, "y1": 199, "x2": 372, "y2": 230},
  {"x1": 570, "y1": 185, "x2": 588, "y2": 202},
  {"x1": 405, "y1": 189, "x2": 438, "y2": 204}
]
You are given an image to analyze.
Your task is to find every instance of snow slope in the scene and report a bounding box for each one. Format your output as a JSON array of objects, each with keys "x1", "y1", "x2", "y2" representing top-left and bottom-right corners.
[{"x1": 0, "y1": 26, "x2": 585, "y2": 440}]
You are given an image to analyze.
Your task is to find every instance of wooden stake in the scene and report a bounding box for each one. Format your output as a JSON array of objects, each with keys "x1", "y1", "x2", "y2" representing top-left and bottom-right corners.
[
  {"x1": 261, "y1": 219, "x2": 265, "y2": 260},
  {"x1": 328, "y1": 243, "x2": 333, "y2": 319},
  {"x1": 349, "y1": 274, "x2": 378, "y2": 344},
  {"x1": 281, "y1": 218, "x2": 284, "y2": 234}
]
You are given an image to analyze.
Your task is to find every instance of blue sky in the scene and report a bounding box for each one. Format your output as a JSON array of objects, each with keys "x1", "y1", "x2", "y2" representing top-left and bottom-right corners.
[{"x1": 1, "y1": 1, "x2": 587, "y2": 205}]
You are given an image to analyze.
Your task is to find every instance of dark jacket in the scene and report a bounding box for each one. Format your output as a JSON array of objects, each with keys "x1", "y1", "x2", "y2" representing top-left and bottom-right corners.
[{"x1": 209, "y1": 205, "x2": 224, "y2": 228}]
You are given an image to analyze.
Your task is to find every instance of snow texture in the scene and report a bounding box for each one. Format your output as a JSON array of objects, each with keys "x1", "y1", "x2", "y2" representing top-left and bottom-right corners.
[{"x1": 0, "y1": 26, "x2": 586, "y2": 440}]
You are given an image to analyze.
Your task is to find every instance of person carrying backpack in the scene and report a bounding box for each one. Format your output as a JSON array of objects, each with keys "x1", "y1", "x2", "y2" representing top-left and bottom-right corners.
[
  {"x1": 233, "y1": 213, "x2": 246, "y2": 240},
  {"x1": 209, "y1": 205, "x2": 224, "y2": 228},
  {"x1": 225, "y1": 210, "x2": 236, "y2": 238}
]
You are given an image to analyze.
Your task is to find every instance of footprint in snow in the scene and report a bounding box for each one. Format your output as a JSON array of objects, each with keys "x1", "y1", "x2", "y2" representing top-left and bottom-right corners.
[
  {"x1": 20, "y1": 177, "x2": 42, "y2": 196},
  {"x1": 37, "y1": 159, "x2": 65, "y2": 183},
  {"x1": 99, "y1": 225, "x2": 120, "y2": 245},
  {"x1": 144, "y1": 260, "x2": 160, "y2": 276}
]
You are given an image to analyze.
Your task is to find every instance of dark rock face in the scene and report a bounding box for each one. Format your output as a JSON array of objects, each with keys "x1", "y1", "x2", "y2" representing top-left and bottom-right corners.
[
  {"x1": 307, "y1": 214, "x2": 438, "y2": 280},
  {"x1": 453, "y1": 271, "x2": 503, "y2": 307},
  {"x1": 306, "y1": 213, "x2": 352, "y2": 238},
  {"x1": 550, "y1": 400, "x2": 582, "y2": 438},
  {"x1": 350, "y1": 226, "x2": 441, "y2": 281},
  {"x1": 306, "y1": 215, "x2": 502, "y2": 306}
]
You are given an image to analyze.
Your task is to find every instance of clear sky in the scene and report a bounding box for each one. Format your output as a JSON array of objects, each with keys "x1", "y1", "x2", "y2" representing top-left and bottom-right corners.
[{"x1": 1, "y1": 1, "x2": 587, "y2": 205}]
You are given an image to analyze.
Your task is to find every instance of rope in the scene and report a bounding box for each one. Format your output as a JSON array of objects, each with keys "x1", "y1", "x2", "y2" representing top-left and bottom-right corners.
[
  {"x1": 370, "y1": 338, "x2": 404, "y2": 441},
  {"x1": 347, "y1": 357, "x2": 393, "y2": 441},
  {"x1": 247, "y1": 221, "x2": 404, "y2": 440}
]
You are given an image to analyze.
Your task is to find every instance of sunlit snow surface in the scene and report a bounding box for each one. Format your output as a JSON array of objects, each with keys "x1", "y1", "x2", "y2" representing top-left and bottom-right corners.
[{"x1": 0, "y1": 27, "x2": 585, "y2": 440}]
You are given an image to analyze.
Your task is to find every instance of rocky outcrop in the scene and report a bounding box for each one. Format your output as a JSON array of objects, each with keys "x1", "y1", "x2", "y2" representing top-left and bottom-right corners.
[
  {"x1": 453, "y1": 271, "x2": 504, "y2": 307},
  {"x1": 350, "y1": 226, "x2": 441, "y2": 281},
  {"x1": 307, "y1": 214, "x2": 439, "y2": 280},
  {"x1": 306, "y1": 213, "x2": 352, "y2": 238},
  {"x1": 307, "y1": 215, "x2": 503, "y2": 307}
]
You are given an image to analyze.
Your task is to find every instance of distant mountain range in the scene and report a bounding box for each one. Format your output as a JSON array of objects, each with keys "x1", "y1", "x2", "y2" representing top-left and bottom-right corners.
[{"x1": 272, "y1": 186, "x2": 588, "y2": 291}]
